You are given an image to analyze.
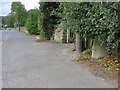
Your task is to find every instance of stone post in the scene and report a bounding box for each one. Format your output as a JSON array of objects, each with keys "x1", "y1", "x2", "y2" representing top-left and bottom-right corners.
[{"x1": 92, "y1": 39, "x2": 109, "y2": 58}]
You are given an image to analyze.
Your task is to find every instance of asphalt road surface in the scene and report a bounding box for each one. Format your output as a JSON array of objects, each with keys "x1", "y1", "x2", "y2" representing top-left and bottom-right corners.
[
  {"x1": 0, "y1": 30, "x2": 2, "y2": 89},
  {"x1": 2, "y1": 29, "x2": 114, "y2": 88}
]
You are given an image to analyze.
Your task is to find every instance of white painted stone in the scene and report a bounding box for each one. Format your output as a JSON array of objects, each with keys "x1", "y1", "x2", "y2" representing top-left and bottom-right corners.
[{"x1": 92, "y1": 40, "x2": 109, "y2": 58}]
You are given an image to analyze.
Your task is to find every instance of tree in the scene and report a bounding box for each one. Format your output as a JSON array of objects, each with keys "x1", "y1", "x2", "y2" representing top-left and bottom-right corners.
[
  {"x1": 11, "y1": 1, "x2": 27, "y2": 27},
  {"x1": 26, "y1": 9, "x2": 39, "y2": 35},
  {"x1": 38, "y1": 2, "x2": 60, "y2": 40},
  {"x1": 0, "y1": 16, "x2": 5, "y2": 28},
  {"x1": 58, "y1": 2, "x2": 87, "y2": 53},
  {"x1": 4, "y1": 13, "x2": 15, "y2": 27},
  {"x1": 58, "y1": 2, "x2": 119, "y2": 56}
]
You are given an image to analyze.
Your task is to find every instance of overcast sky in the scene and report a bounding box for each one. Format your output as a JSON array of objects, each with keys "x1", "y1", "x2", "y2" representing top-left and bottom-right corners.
[{"x1": 0, "y1": 0, "x2": 40, "y2": 16}]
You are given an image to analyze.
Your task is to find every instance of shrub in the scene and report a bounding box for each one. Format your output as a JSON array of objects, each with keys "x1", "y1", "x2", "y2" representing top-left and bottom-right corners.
[
  {"x1": 26, "y1": 9, "x2": 39, "y2": 35},
  {"x1": 38, "y1": 2, "x2": 60, "y2": 40},
  {"x1": 58, "y1": 2, "x2": 119, "y2": 52}
]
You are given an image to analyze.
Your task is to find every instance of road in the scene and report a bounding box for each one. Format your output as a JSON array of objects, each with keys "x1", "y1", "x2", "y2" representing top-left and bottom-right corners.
[
  {"x1": 0, "y1": 30, "x2": 2, "y2": 89},
  {"x1": 2, "y1": 29, "x2": 114, "y2": 88}
]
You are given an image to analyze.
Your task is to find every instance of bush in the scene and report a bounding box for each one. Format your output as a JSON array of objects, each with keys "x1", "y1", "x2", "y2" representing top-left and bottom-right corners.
[
  {"x1": 38, "y1": 2, "x2": 60, "y2": 40},
  {"x1": 58, "y1": 2, "x2": 119, "y2": 52},
  {"x1": 26, "y1": 9, "x2": 39, "y2": 35}
]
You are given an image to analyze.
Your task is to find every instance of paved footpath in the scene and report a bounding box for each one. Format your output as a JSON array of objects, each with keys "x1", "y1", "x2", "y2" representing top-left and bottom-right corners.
[{"x1": 2, "y1": 29, "x2": 115, "y2": 88}]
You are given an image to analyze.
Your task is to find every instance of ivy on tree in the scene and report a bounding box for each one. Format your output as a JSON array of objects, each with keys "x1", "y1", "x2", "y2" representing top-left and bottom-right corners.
[
  {"x1": 58, "y1": 2, "x2": 119, "y2": 52},
  {"x1": 38, "y1": 2, "x2": 60, "y2": 40}
]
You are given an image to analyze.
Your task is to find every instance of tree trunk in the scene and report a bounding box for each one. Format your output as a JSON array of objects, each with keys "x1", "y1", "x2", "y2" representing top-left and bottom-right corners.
[
  {"x1": 92, "y1": 39, "x2": 109, "y2": 58},
  {"x1": 18, "y1": 25, "x2": 20, "y2": 31},
  {"x1": 82, "y1": 38, "x2": 85, "y2": 51},
  {"x1": 86, "y1": 38, "x2": 91, "y2": 49},
  {"x1": 117, "y1": 32, "x2": 120, "y2": 59},
  {"x1": 118, "y1": 42, "x2": 120, "y2": 59},
  {"x1": 67, "y1": 29, "x2": 70, "y2": 43},
  {"x1": 76, "y1": 33, "x2": 82, "y2": 54}
]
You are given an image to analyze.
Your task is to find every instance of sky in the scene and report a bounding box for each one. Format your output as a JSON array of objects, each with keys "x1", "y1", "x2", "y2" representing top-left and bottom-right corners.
[
  {"x1": 1, "y1": 0, "x2": 119, "y2": 16},
  {"x1": 0, "y1": 0, "x2": 40, "y2": 16}
]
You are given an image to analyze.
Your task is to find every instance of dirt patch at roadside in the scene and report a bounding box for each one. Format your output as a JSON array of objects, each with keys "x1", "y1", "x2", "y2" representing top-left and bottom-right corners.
[
  {"x1": 73, "y1": 50, "x2": 119, "y2": 88},
  {"x1": 79, "y1": 60, "x2": 118, "y2": 87}
]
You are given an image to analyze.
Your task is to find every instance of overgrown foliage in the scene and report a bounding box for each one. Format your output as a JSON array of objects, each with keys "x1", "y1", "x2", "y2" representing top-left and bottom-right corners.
[
  {"x1": 3, "y1": 13, "x2": 15, "y2": 27},
  {"x1": 58, "y1": 2, "x2": 119, "y2": 52},
  {"x1": 76, "y1": 51, "x2": 120, "y2": 71},
  {"x1": 26, "y1": 9, "x2": 39, "y2": 35},
  {"x1": 38, "y1": 2, "x2": 60, "y2": 40}
]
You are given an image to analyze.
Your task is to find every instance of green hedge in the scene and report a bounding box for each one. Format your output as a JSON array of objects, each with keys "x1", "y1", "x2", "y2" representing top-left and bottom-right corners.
[
  {"x1": 58, "y1": 2, "x2": 119, "y2": 51},
  {"x1": 38, "y1": 2, "x2": 60, "y2": 40},
  {"x1": 26, "y1": 9, "x2": 39, "y2": 35}
]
